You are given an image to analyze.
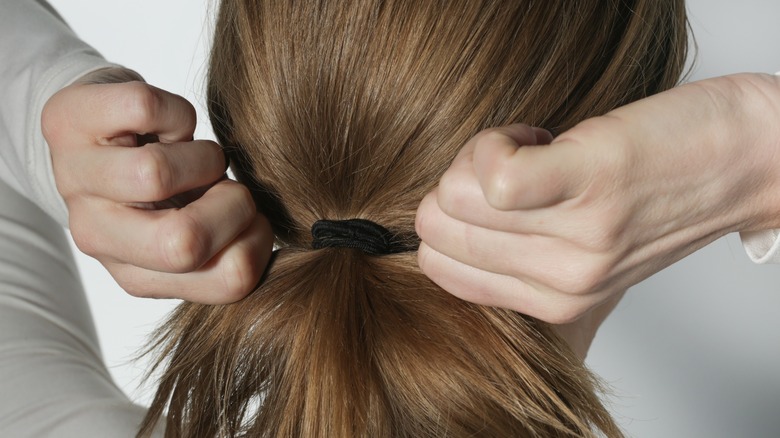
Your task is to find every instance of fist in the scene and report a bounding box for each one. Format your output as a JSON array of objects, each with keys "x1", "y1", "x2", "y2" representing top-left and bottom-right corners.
[{"x1": 42, "y1": 68, "x2": 273, "y2": 303}]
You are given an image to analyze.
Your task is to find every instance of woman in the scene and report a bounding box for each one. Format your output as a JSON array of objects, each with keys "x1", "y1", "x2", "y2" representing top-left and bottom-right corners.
[{"x1": 133, "y1": 1, "x2": 686, "y2": 436}]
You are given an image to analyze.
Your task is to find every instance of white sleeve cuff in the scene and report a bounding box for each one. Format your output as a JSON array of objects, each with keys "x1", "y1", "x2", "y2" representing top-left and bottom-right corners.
[{"x1": 741, "y1": 229, "x2": 780, "y2": 264}]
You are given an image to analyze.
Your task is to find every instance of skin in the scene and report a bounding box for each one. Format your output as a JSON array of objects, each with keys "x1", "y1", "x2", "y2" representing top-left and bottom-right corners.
[
  {"x1": 42, "y1": 68, "x2": 780, "y2": 356},
  {"x1": 416, "y1": 73, "x2": 780, "y2": 354},
  {"x1": 42, "y1": 67, "x2": 274, "y2": 303}
]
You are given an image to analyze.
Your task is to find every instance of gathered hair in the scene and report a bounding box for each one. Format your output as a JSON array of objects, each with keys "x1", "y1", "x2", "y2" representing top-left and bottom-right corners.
[{"x1": 139, "y1": 1, "x2": 688, "y2": 437}]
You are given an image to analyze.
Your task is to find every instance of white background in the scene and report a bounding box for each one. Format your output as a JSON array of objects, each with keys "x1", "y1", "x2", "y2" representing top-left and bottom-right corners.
[{"x1": 48, "y1": 1, "x2": 780, "y2": 436}]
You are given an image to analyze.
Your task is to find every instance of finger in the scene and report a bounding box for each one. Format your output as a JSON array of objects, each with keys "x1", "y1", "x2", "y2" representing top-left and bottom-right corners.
[
  {"x1": 447, "y1": 124, "x2": 547, "y2": 175},
  {"x1": 105, "y1": 214, "x2": 274, "y2": 303},
  {"x1": 67, "y1": 81, "x2": 196, "y2": 144},
  {"x1": 471, "y1": 126, "x2": 594, "y2": 210},
  {"x1": 436, "y1": 124, "x2": 570, "y2": 228},
  {"x1": 436, "y1": 151, "x2": 561, "y2": 235},
  {"x1": 70, "y1": 140, "x2": 226, "y2": 203},
  {"x1": 451, "y1": 124, "x2": 540, "y2": 197},
  {"x1": 532, "y1": 127, "x2": 554, "y2": 144},
  {"x1": 417, "y1": 242, "x2": 591, "y2": 324},
  {"x1": 416, "y1": 190, "x2": 611, "y2": 295},
  {"x1": 71, "y1": 179, "x2": 256, "y2": 272}
]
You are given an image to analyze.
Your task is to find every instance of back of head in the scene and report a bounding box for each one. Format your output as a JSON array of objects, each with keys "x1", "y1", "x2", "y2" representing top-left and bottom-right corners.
[{"x1": 140, "y1": 1, "x2": 687, "y2": 437}]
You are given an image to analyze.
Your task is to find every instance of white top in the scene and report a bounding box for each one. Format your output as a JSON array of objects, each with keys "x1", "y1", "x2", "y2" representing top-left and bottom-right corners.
[
  {"x1": 0, "y1": 0, "x2": 116, "y2": 227},
  {"x1": 0, "y1": 1, "x2": 776, "y2": 436},
  {"x1": 740, "y1": 229, "x2": 780, "y2": 263},
  {"x1": 0, "y1": 1, "x2": 161, "y2": 436}
]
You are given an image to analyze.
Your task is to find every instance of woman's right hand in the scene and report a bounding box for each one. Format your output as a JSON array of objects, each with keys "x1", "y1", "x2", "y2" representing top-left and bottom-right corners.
[{"x1": 42, "y1": 68, "x2": 274, "y2": 303}]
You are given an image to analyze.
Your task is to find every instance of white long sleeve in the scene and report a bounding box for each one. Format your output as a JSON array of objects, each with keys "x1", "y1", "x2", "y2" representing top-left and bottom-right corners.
[
  {"x1": 740, "y1": 230, "x2": 780, "y2": 263},
  {"x1": 0, "y1": 0, "x2": 117, "y2": 228},
  {"x1": 0, "y1": 177, "x2": 162, "y2": 437},
  {"x1": 0, "y1": 1, "x2": 162, "y2": 436}
]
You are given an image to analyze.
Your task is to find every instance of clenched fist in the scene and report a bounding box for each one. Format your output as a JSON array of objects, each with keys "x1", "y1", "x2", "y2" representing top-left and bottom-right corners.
[
  {"x1": 42, "y1": 68, "x2": 273, "y2": 303},
  {"x1": 417, "y1": 74, "x2": 780, "y2": 353}
]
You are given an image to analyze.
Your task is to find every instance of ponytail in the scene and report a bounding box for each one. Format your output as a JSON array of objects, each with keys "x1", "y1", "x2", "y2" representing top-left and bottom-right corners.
[{"x1": 139, "y1": 0, "x2": 687, "y2": 436}]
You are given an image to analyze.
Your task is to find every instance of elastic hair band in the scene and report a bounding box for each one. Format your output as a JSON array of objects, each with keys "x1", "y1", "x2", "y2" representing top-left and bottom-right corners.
[{"x1": 311, "y1": 219, "x2": 417, "y2": 255}]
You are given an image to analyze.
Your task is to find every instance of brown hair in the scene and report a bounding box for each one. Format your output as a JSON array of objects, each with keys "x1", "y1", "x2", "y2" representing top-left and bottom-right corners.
[{"x1": 140, "y1": 1, "x2": 687, "y2": 436}]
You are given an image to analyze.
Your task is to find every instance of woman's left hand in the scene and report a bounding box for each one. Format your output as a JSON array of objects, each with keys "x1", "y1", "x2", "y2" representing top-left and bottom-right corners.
[{"x1": 415, "y1": 74, "x2": 780, "y2": 353}]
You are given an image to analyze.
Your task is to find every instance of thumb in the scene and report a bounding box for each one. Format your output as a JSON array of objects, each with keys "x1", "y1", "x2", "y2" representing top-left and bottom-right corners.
[{"x1": 471, "y1": 124, "x2": 593, "y2": 210}]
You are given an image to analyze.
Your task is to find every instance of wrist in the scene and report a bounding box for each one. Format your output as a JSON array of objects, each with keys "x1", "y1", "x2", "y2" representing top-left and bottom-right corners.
[{"x1": 713, "y1": 73, "x2": 780, "y2": 232}]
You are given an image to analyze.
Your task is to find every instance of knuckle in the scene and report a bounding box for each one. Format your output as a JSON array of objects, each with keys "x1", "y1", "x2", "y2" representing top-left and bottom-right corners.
[
  {"x1": 460, "y1": 224, "x2": 484, "y2": 261},
  {"x1": 416, "y1": 243, "x2": 434, "y2": 274},
  {"x1": 70, "y1": 221, "x2": 100, "y2": 258},
  {"x1": 134, "y1": 145, "x2": 174, "y2": 200},
  {"x1": 53, "y1": 169, "x2": 77, "y2": 199},
  {"x1": 473, "y1": 128, "x2": 510, "y2": 148},
  {"x1": 121, "y1": 282, "x2": 159, "y2": 299},
  {"x1": 122, "y1": 81, "x2": 160, "y2": 126},
  {"x1": 556, "y1": 116, "x2": 616, "y2": 149},
  {"x1": 553, "y1": 258, "x2": 611, "y2": 296},
  {"x1": 180, "y1": 99, "x2": 198, "y2": 134},
  {"x1": 577, "y1": 207, "x2": 626, "y2": 253},
  {"x1": 121, "y1": 282, "x2": 150, "y2": 299},
  {"x1": 545, "y1": 301, "x2": 591, "y2": 325},
  {"x1": 414, "y1": 198, "x2": 436, "y2": 241},
  {"x1": 71, "y1": 236, "x2": 98, "y2": 259},
  {"x1": 465, "y1": 280, "x2": 502, "y2": 307},
  {"x1": 472, "y1": 130, "x2": 521, "y2": 211},
  {"x1": 41, "y1": 95, "x2": 67, "y2": 145},
  {"x1": 105, "y1": 267, "x2": 153, "y2": 298},
  {"x1": 436, "y1": 172, "x2": 465, "y2": 217},
  {"x1": 220, "y1": 248, "x2": 259, "y2": 302},
  {"x1": 562, "y1": 116, "x2": 630, "y2": 176},
  {"x1": 417, "y1": 246, "x2": 460, "y2": 294},
  {"x1": 555, "y1": 118, "x2": 597, "y2": 145},
  {"x1": 232, "y1": 183, "x2": 257, "y2": 218},
  {"x1": 584, "y1": 225, "x2": 620, "y2": 253},
  {"x1": 482, "y1": 164, "x2": 517, "y2": 211},
  {"x1": 158, "y1": 214, "x2": 210, "y2": 272}
]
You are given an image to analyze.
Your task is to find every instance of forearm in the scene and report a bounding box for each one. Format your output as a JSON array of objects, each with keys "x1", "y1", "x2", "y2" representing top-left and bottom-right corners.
[
  {"x1": 737, "y1": 80, "x2": 780, "y2": 259},
  {"x1": 691, "y1": 73, "x2": 780, "y2": 262},
  {"x1": 692, "y1": 74, "x2": 780, "y2": 231},
  {"x1": 0, "y1": 0, "x2": 116, "y2": 227},
  {"x1": 585, "y1": 73, "x2": 780, "y2": 257},
  {"x1": 733, "y1": 73, "x2": 780, "y2": 227},
  {"x1": 416, "y1": 71, "x2": 780, "y2": 329}
]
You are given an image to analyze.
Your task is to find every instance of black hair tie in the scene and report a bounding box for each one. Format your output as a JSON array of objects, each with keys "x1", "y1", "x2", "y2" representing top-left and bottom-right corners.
[{"x1": 311, "y1": 219, "x2": 417, "y2": 255}]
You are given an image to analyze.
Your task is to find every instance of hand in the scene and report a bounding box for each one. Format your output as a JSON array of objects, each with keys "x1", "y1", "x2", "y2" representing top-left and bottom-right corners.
[
  {"x1": 42, "y1": 68, "x2": 274, "y2": 303},
  {"x1": 416, "y1": 74, "x2": 780, "y2": 335}
]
